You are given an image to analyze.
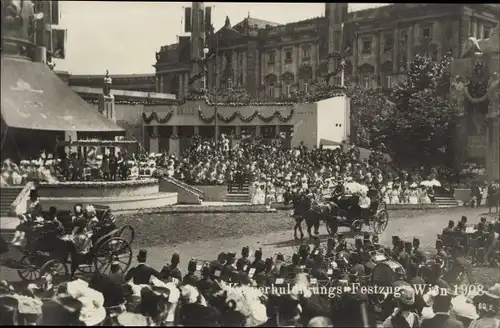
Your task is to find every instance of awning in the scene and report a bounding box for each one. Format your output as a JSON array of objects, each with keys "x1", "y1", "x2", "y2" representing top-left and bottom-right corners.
[{"x1": 1, "y1": 57, "x2": 124, "y2": 133}]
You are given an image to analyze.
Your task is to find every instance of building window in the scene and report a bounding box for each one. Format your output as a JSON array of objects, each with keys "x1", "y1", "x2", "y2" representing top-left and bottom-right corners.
[
  {"x1": 268, "y1": 51, "x2": 275, "y2": 64},
  {"x1": 227, "y1": 78, "x2": 233, "y2": 90},
  {"x1": 484, "y1": 27, "x2": 491, "y2": 39},
  {"x1": 384, "y1": 33, "x2": 394, "y2": 52},
  {"x1": 383, "y1": 75, "x2": 392, "y2": 88},
  {"x1": 285, "y1": 84, "x2": 291, "y2": 97},
  {"x1": 362, "y1": 38, "x2": 372, "y2": 54},
  {"x1": 269, "y1": 85, "x2": 275, "y2": 97},
  {"x1": 362, "y1": 74, "x2": 371, "y2": 88},
  {"x1": 284, "y1": 49, "x2": 292, "y2": 63},
  {"x1": 423, "y1": 26, "x2": 432, "y2": 39},
  {"x1": 302, "y1": 45, "x2": 311, "y2": 60}
]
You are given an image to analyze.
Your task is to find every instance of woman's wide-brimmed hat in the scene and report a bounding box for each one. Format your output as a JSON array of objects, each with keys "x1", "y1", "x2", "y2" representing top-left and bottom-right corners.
[
  {"x1": 117, "y1": 312, "x2": 148, "y2": 326},
  {"x1": 484, "y1": 283, "x2": 500, "y2": 299}
]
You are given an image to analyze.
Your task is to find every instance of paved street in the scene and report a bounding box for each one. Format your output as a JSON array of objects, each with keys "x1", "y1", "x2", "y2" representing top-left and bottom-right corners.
[{"x1": 2, "y1": 207, "x2": 496, "y2": 284}]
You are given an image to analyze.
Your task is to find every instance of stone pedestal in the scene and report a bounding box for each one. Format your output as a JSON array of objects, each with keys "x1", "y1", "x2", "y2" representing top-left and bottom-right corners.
[{"x1": 98, "y1": 95, "x2": 116, "y2": 121}]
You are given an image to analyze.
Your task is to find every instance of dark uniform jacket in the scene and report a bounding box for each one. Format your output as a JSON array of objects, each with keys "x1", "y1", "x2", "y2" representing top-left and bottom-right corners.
[
  {"x1": 421, "y1": 314, "x2": 464, "y2": 328},
  {"x1": 236, "y1": 257, "x2": 251, "y2": 272},
  {"x1": 124, "y1": 263, "x2": 161, "y2": 285},
  {"x1": 182, "y1": 272, "x2": 200, "y2": 286},
  {"x1": 169, "y1": 266, "x2": 183, "y2": 283}
]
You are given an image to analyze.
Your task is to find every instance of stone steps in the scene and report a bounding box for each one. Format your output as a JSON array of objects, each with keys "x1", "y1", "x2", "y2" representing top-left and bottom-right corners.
[
  {"x1": 435, "y1": 196, "x2": 460, "y2": 208},
  {"x1": 0, "y1": 187, "x2": 23, "y2": 217},
  {"x1": 225, "y1": 183, "x2": 250, "y2": 203}
]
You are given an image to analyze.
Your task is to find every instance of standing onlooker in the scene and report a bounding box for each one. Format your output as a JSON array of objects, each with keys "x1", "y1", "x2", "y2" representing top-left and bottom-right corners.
[
  {"x1": 101, "y1": 154, "x2": 110, "y2": 181},
  {"x1": 487, "y1": 179, "x2": 499, "y2": 214},
  {"x1": 472, "y1": 181, "x2": 483, "y2": 208},
  {"x1": 109, "y1": 153, "x2": 118, "y2": 181}
]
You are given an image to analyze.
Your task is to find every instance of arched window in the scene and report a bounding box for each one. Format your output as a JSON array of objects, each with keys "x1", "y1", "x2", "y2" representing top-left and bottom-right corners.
[
  {"x1": 265, "y1": 74, "x2": 278, "y2": 98},
  {"x1": 358, "y1": 64, "x2": 374, "y2": 88},
  {"x1": 381, "y1": 61, "x2": 393, "y2": 89},
  {"x1": 282, "y1": 72, "x2": 294, "y2": 97}
]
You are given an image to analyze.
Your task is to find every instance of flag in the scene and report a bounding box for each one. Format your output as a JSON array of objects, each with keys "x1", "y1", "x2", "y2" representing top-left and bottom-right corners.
[
  {"x1": 205, "y1": 6, "x2": 212, "y2": 29},
  {"x1": 51, "y1": 1, "x2": 59, "y2": 25},
  {"x1": 342, "y1": 22, "x2": 356, "y2": 57},
  {"x1": 51, "y1": 28, "x2": 66, "y2": 59},
  {"x1": 184, "y1": 7, "x2": 192, "y2": 32}
]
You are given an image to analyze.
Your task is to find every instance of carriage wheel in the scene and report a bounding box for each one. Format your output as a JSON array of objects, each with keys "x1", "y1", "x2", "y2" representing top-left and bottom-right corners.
[
  {"x1": 351, "y1": 219, "x2": 363, "y2": 233},
  {"x1": 325, "y1": 220, "x2": 338, "y2": 236},
  {"x1": 17, "y1": 255, "x2": 41, "y2": 282},
  {"x1": 40, "y1": 259, "x2": 69, "y2": 285},
  {"x1": 118, "y1": 225, "x2": 135, "y2": 245},
  {"x1": 373, "y1": 210, "x2": 389, "y2": 234},
  {"x1": 94, "y1": 237, "x2": 132, "y2": 275}
]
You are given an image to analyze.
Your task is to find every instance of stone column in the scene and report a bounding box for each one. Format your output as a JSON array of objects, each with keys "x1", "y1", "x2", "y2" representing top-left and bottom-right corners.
[
  {"x1": 393, "y1": 27, "x2": 399, "y2": 73},
  {"x1": 184, "y1": 73, "x2": 189, "y2": 95},
  {"x1": 169, "y1": 126, "x2": 180, "y2": 157},
  {"x1": 407, "y1": 26, "x2": 414, "y2": 70},
  {"x1": 235, "y1": 125, "x2": 241, "y2": 136},
  {"x1": 375, "y1": 32, "x2": 381, "y2": 87},
  {"x1": 194, "y1": 126, "x2": 199, "y2": 136},
  {"x1": 256, "y1": 125, "x2": 261, "y2": 137}
]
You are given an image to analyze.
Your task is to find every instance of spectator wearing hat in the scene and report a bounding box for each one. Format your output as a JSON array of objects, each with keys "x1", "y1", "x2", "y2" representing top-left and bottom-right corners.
[
  {"x1": 124, "y1": 249, "x2": 161, "y2": 285},
  {"x1": 236, "y1": 246, "x2": 251, "y2": 272},
  {"x1": 197, "y1": 265, "x2": 217, "y2": 299},
  {"x1": 167, "y1": 253, "x2": 182, "y2": 284},
  {"x1": 442, "y1": 245, "x2": 475, "y2": 285},
  {"x1": 421, "y1": 292, "x2": 463, "y2": 328},
  {"x1": 470, "y1": 284, "x2": 500, "y2": 328},
  {"x1": 221, "y1": 253, "x2": 237, "y2": 281},
  {"x1": 425, "y1": 263, "x2": 450, "y2": 290},
  {"x1": 382, "y1": 284, "x2": 419, "y2": 328},
  {"x1": 182, "y1": 259, "x2": 200, "y2": 286},
  {"x1": 250, "y1": 248, "x2": 266, "y2": 274}
]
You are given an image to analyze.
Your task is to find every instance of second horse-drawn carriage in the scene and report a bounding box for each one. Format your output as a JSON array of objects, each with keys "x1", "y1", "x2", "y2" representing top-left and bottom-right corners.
[
  {"x1": 294, "y1": 190, "x2": 389, "y2": 239},
  {"x1": 1, "y1": 205, "x2": 135, "y2": 285}
]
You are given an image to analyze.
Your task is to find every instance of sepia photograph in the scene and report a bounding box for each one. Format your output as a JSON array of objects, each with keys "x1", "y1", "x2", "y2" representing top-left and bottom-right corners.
[{"x1": 0, "y1": 1, "x2": 499, "y2": 326}]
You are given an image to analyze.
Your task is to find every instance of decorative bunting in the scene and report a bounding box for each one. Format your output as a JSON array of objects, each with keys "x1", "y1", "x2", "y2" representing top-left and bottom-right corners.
[
  {"x1": 142, "y1": 109, "x2": 174, "y2": 124},
  {"x1": 197, "y1": 108, "x2": 294, "y2": 124}
]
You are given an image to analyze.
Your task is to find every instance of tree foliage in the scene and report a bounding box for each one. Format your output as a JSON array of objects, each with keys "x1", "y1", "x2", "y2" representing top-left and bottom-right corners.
[
  {"x1": 346, "y1": 52, "x2": 458, "y2": 169},
  {"x1": 344, "y1": 82, "x2": 393, "y2": 149},
  {"x1": 381, "y1": 52, "x2": 458, "y2": 168}
]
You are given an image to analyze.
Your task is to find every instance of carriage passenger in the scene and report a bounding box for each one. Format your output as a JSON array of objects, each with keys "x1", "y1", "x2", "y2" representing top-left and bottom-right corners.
[{"x1": 10, "y1": 187, "x2": 44, "y2": 246}]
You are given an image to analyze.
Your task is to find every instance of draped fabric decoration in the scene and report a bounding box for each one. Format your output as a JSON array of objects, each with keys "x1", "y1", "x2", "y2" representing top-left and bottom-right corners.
[
  {"x1": 198, "y1": 108, "x2": 294, "y2": 124},
  {"x1": 142, "y1": 110, "x2": 174, "y2": 124}
]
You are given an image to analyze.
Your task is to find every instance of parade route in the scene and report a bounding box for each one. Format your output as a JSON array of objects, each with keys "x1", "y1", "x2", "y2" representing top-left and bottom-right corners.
[{"x1": 1, "y1": 207, "x2": 497, "y2": 285}]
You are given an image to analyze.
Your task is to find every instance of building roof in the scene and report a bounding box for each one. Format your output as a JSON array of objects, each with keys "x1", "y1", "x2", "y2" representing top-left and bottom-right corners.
[
  {"x1": 69, "y1": 73, "x2": 155, "y2": 79},
  {"x1": 1, "y1": 57, "x2": 124, "y2": 133},
  {"x1": 233, "y1": 17, "x2": 280, "y2": 29}
]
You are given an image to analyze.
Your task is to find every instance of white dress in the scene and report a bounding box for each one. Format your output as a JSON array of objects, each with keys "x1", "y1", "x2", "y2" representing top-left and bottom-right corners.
[
  {"x1": 389, "y1": 189, "x2": 400, "y2": 205},
  {"x1": 419, "y1": 189, "x2": 431, "y2": 204},
  {"x1": 408, "y1": 189, "x2": 419, "y2": 204}
]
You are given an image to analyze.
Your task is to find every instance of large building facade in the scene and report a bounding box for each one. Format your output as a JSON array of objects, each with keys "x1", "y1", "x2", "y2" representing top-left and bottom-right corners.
[{"x1": 154, "y1": 3, "x2": 499, "y2": 99}]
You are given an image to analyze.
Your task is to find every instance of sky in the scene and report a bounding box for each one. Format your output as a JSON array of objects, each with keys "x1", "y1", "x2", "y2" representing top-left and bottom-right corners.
[{"x1": 53, "y1": 2, "x2": 387, "y2": 75}]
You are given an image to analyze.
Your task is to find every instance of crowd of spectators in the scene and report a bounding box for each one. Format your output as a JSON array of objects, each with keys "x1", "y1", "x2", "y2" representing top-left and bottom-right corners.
[
  {"x1": 1, "y1": 225, "x2": 499, "y2": 327},
  {"x1": 2, "y1": 135, "x2": 499, "y2": 211}
]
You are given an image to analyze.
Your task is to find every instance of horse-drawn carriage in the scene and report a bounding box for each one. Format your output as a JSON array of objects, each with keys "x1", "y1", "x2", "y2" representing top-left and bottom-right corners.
[
  {"x1": 1, "y1": 205, "x2": 135, "y2": 284},
  {"x1": 307, "y1": 193, "x2": 389, "y2": 237}
]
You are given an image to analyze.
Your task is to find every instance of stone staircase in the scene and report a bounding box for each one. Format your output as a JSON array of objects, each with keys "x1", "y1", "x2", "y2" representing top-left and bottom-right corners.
[
  {"x1": 224, "y1": 183, "x2": 251, "y2": 203},
  {"x1": 435, "y1": 196, "x2": 460, "y2": 208},
  {"x1": 0, "y1": 186, "x2": 24, "y2": 217}
]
